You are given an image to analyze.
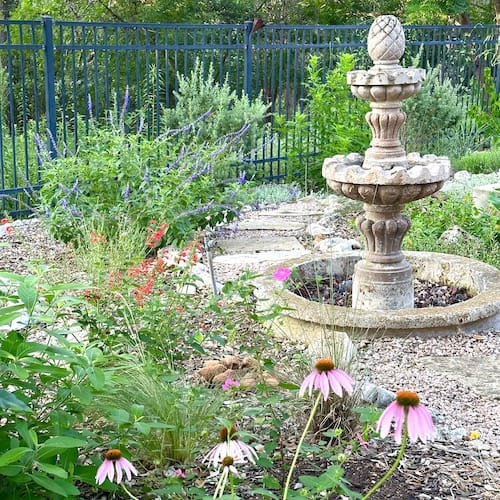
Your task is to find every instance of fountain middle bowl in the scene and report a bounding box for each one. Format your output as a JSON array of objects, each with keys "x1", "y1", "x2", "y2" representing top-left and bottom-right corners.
[{"x1": 254, "y1": 251, "x2": 500, "y2": 341}]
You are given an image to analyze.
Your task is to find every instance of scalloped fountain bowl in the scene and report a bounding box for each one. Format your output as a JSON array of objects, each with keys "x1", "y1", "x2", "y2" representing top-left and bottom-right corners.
[{"x1": 254, "y1": 251, "x2": 500, "y2": 342}]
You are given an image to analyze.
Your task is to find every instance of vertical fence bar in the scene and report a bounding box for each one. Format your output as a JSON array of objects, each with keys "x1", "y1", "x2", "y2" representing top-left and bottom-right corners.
[
  {"x1": 243, "y1": 20, "x2": 253, "y2": 99},
  {"x1": 42, "y1": 16, "x2": 57, "y2": 159}
]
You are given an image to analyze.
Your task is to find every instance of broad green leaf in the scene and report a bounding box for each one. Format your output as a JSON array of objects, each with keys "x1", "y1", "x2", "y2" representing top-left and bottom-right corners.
[
  {"x1": 88, "y1": 367, "x2": 105, "y2": 390},
  {"x1": 9, "y1": 364, "x2": 29, "y2": 380},
  {"x1": 108, "y1": 408, "x2": 130, "y2": 424},
  {"x1": 0, "y1": 271, "x2": 24, "y2": 283},
  {"x1": 249, "y1": 488, "x2": 279, "y2": 499},
  {"x1": 0, "y1": 389, "x2": 31, "y2": 411},
  {"x1": 262, "y1": 474, "x2": 281, "y2": 490},
  {"x1": 0, "y1": 447, "x2": 33, "y2": 467},
  {"x1": 15, "y1": 421, "x2": 37, "y2": 448},
  {"x1": 0, "y1": 305, "x2": 25, "y2": 326},
  {"x1": 30, "y1": 472, "x2": 79, "y2": 497},
  {"x1": 37, "y1": 462, "x2": 69, "y2": 479},
  {"x1": 17, "y1": 281, "x2": 38, "y2": 313},
  {"x1": 0, "y1": 465, "x2": 23, "y2": 476},
  {"x1": 71, "y1": 385, "x2": 93, "y2": 405},
  {"x1": 39, "y1": 436, "x2": 88, "y2": 449},
  {"x1": 133, "y1": 422, "x2": 151, "y2": 435}
]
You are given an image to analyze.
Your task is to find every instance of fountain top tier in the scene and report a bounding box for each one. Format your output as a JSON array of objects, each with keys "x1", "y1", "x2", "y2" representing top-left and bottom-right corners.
[{"x1": 323, "y1": 14, "x2": 451, "y2": 191}]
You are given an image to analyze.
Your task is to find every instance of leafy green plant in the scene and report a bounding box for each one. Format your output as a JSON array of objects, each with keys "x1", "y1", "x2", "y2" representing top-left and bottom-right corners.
[
  {"x1": 0, "y1": 268, "x2": 105, "y2": 497},
  {"x1": 404, "y1": 193, "x2": 499, "y2": 267},
  {"x1": 38, "y1": 114, "x2": 249, "y2": 246},
  {"x1": 162, "y1": 58, "x2": 268, "y2": 156},
  {"x1": 90, "y1": 363, "x2": 225, "y2": 466},
  {"x1": 402, "y1": 64, "x2": 471, "y2": 155},
  {"x1": 468, "y1": 67, "x2": 499, "y2": 149},
  {"x1": 282, "y1": 53, "x2": 370, "y2": 190},
  {"x1": 453, "y1": 148, "x2": 500, "y2": 174}
]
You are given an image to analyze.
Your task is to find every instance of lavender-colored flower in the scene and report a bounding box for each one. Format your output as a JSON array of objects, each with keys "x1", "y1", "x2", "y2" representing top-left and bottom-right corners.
[
  {"x1": 119, "y1": 87, "x2": 130, "y2": 132},
  {"x1": 87, "y1": 94, "x2": 94, "y2": 120},
  {"x1": 273, "y1": 267, "x2": 291, "y2": 282},
  {"x1": 237, "y1": 171, "x2": 246, "y2": 185},
  {"x1": 95, "y1": 449, "x2": 138, "y2": 485},
  {"x1": 299, "y1": 358, "x2": 354, "y2": 401},
  {"x1": 377, "y1": 390, "x2": 435, "y2": 444},
  {"x1": 122, "y1": 184, "x2": 131, "y2": 200},
  {"x1": 203, "y1": 426, "x2": 258, "y2": 468},
  {"x1": 143, "y1": 168, "x2": 151, "y2": 185}
]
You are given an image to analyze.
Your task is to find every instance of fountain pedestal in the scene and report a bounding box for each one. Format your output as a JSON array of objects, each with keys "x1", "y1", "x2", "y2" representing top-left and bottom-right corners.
[{"x1": 322, "y1": 15, "x2": 451, "y2": 310}]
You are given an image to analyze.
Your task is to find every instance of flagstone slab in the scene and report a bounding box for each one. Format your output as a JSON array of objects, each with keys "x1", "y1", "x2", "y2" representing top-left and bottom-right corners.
[
  {"x1": 420, "y1": 355, "x2": 500, "y2": 400},
  {"x1": 216, "y1": 236, "x2": 305, "y2": 253},
  {"x1": 237, "y1": 219, "x2": 306, "y2": 231},
  {"x1": 213, "y1": 249, "x2": 309, "y2": 265}
]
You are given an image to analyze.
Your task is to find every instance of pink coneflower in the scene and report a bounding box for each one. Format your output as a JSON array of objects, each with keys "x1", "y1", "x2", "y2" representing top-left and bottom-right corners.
[
  {"x1": 377, "y1": 390, "x2": 435, "y2": 444},
  {"x1": 203, "y1": 426, "x2": 258, "y2": 468},
  {"x1": 299, "y1": 358, "x2": 354, "y2": 401},
  {"x1": 273, "y1": 266, "x2": 291, "y2": 282},
  {"x1": 95, "y1": 449, "x2": 138, "y2": 485}
]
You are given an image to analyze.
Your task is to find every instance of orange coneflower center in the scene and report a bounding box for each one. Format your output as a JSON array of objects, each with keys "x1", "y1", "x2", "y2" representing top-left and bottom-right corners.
[
  {"x1": 395, "y1": 390, "x2": 420, "y2": 407},
  {"x1": 221, "y1": 456, "x2": 234, "y2": 467},
  {"x1": 219, "y1": 426, "x2": 238, "y2": 442},
  {"x1": 315, "y1": 359, "x2": 335, "y2": 372},
  {"x1": 104, "y1": 449, "x2": 122, "y2": 461}
]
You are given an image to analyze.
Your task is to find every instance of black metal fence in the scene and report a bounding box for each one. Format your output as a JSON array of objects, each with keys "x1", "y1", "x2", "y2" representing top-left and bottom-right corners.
[{"x1": 0, "y1": 17, "x2": 498, "y2": 215}]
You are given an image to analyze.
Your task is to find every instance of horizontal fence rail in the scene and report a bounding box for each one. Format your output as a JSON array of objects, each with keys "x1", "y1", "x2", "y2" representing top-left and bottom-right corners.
[{"x1": 0, "y1": 18, "x2": 498, "y2": 215}]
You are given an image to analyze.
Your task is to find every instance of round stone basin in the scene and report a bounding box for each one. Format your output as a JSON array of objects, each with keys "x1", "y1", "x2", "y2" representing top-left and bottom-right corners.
[{"x1": 254, "y1": 251, "x2": 500, "y2": 341}]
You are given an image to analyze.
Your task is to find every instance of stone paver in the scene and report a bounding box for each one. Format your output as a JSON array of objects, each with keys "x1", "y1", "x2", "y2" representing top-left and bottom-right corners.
[
  {"x1": 420, "y1": 355, "x2": 500, "y2": 400},
  {"x1": 237, "y1": 219, "x2": 305, "y2": 231},
  {"x1": 213, "y1": 249, "x2": 308, "y2": 265},
  {"x1": 216, "y1": 235, "x2": 305, "y2": 253}
]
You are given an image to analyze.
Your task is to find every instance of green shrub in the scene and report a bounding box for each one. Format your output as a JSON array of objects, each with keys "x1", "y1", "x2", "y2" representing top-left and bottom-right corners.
[
  {"x1": 453, "y1": 148, "x2": 500, "y2": 174},
  {"x1": 404, "y1": 193, "x2": 499, "y2": 267},
  {"x1": 38, "y1": 115, "x2": 252, "y2": 246},
  {"x1": 402, "y1": 65, "x2": 471, "y2": 156},
  {"x1": 468, "y1": 67, "x2": 499, "y2": 150},
  {"x1": 0, "y1": 269, "x2": 105, "y2": 497},
  {"x1": 162, "y1": 58, "x2": 268, "y2": 155},
  {"x1": 277, "y1": 53, "x2": 370, "y2": 191}
]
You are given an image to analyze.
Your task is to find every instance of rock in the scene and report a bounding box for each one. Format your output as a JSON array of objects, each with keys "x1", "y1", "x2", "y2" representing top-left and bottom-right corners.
[
  {"x1": 220, "y1": 355, "x2": 240, "y2": 369},
  {"x1": 359, "y1": 381, "x2": 395, "y2": 408},
  {"x1": 212, "y1": 369, "x2": 237, "y2": 384},
  {"x1": 305, "y1": 222, "x2": 335, "y2": 237},
  {"x1": 437, "y1": 225, "x2": 480, "y2": 246},
  {"x1": 314, "y1": 237, "x2": 361, "y2": 253},
  {"x1": 453, "y1": 170, "x2": 472, "y2": 181},
  {"x1": 199, "y1": 362, "x2": 227, "y2": 381}
]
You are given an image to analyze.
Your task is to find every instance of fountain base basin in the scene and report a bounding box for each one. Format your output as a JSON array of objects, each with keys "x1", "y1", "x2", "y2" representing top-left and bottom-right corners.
[{"x1": 255, "y1": 251, "x2": 500, "y2": 342}]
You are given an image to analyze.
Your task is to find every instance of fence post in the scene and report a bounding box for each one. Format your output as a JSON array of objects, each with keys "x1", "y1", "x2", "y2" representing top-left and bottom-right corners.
[
  {"x1": 42, "y1": 15, "x2": 57, "y2": 159},
  {"x1": 243, "y1": 20, "x2": 253, "y2": 99}
]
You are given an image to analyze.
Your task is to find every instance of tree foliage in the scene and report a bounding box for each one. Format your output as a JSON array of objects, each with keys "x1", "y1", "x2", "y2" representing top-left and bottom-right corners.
[{"x1": 11, "y1": 0, "x2": 498, "y2": 25}]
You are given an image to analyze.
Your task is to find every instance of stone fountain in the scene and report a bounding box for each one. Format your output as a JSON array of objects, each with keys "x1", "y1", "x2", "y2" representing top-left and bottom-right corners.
[
  {"x1": 322, "y1": 15, "x2": 450, "y2": 310},
  {"x1": 255, "y1": 15, "x2": 500, "y2": 340}
]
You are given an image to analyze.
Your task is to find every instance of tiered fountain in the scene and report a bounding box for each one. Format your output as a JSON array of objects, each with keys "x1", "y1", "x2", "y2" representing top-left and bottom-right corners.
[{"x1": 256, "y1": 15, "x2": 499, "y2": 339}]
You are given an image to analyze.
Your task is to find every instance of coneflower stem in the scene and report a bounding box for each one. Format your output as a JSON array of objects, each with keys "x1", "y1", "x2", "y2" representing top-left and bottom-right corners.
[
  {"x1": 121, "y1": 484, "x2": 140, "y2": 500},
  {"x1": 362, "y1": 421, "x2": 409, "y2": 499},
  {"x1": 283, "y1": 391, "x2": 322, "y2": 500}
]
